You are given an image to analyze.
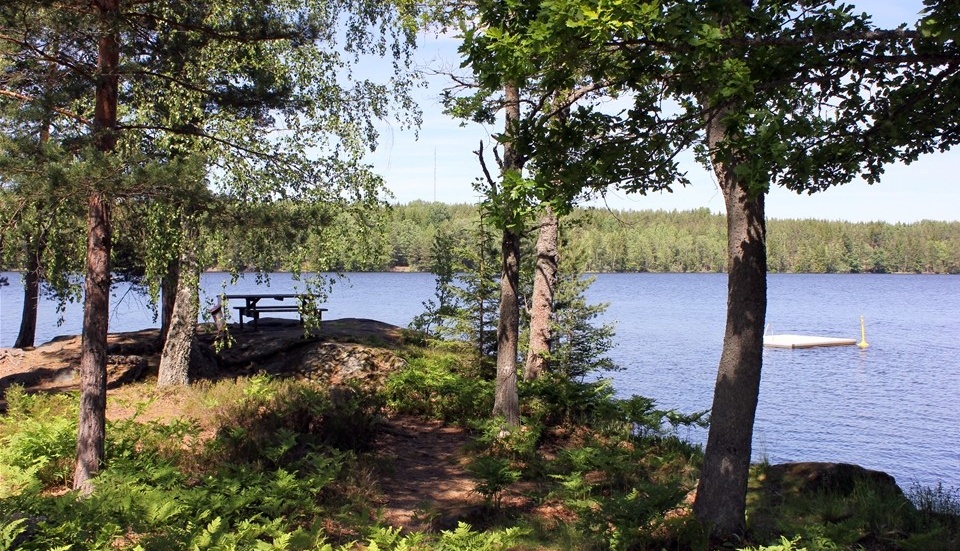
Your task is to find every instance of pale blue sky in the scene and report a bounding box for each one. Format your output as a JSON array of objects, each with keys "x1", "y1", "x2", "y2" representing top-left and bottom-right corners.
[{"x1": 366, "y1": 1, "x2": 959, "y2": 223}]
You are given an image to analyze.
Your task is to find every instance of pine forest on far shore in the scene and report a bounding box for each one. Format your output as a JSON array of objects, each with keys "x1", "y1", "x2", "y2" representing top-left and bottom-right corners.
[
  {"x1": 2, "y1": 201, "x2": 957, "y2": 276},
  {"x1": 242, "y1": 202, "x2": 960, "y2": 275}
]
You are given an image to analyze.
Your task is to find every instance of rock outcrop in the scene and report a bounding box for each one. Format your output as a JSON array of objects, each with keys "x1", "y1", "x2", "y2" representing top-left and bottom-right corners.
[
  {"x1": 195, "y1": 317, "x2": 408, "y2": 390},
  {"x1": 2, "y1": 318, "x2": 410, "y2": 400},
  {"x1": 762, "y1": 461, "x2": 905, "y2": 498},
  {"x1": 260, "y1": 342, "x2": 406, "y2": 390}
]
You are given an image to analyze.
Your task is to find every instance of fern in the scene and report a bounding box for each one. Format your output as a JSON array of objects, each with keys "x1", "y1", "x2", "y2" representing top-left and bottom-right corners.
[
  {"x1": 0, "y1": 412, "x2": 77, "y2": 493},
  {"x1": 739, "y1": 536, "x2": 808, "y2": 551},
  {"x1": 190, "y1": 516, "x2": 224, "y2": 550},
  {"x1": 466, "y1": 456, "x2": 520, "y2": 508},
  {"x1": 0, "y1": 518, "x2": 27, "y2": 551},
  {"x1": 434, "y1": 522, "x2": 524, "y2": 551}
]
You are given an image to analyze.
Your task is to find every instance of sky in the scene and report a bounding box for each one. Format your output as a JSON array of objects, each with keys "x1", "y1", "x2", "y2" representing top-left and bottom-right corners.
[{"x1": 364, "y1": 1, "x2": 960, "y2": 224}]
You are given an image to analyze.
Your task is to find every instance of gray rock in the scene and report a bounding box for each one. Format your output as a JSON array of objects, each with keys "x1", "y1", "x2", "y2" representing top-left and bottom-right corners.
[{"x1": 763, "y1": 462, "x2": 904, "y2": 497}]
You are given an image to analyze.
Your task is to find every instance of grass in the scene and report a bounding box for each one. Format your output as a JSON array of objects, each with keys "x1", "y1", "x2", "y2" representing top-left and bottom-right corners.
[{"x1": 1, "y1": 337, "x2": 959, "y2": 550}]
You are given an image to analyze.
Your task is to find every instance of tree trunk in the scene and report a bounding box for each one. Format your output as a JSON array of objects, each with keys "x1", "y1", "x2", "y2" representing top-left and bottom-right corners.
[
  {"x1": 493, "y1": 227, "x2": 521, "y2": 426},
  {"x1": 524, "y1": 207, "x2": 558, "y2": 381},
  {"x1": 15, "y1": 118, "x2": 52, "y2": 350},
  {"x1": 75, "y1": 191, "x2": 112, "y2": 494},
  {"x1": 157, "y1": 217, "x2": 200, "y2": 387},
  {"x1": 74, "y1": 0, "x2": 120, "y2": 495},
  {"x1": 492, "y1": 82, "x2": 523, "y2": 427},
  {"x1": 14, "y1": 234, "x2": 44, "y2": 349},
  {"x1": 693, "y1": 109, "x2": 768, "y2": 538},
  {"x1": 159, "y1": 256, "x2": 179, "y2": 345}
]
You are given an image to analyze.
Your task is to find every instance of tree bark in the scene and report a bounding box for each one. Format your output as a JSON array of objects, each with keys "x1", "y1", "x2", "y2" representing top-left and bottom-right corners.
[
  {"x1": 493, "y1": 227, "x2": 522, "y2": 426},
  {"x1": 693, "y1": 109, "x2": 768, "y2": 538},
  {"x1": 157, "y1": 217, "x2": 199, "y2": 387},
  {"x1": 159, "y1": 256, "x2": 178, "y2": 345},
  {"x1": 13, "y1": 234, "x2": 44, "y2": 349},
  {"x1": 524, "y1": 207, "x2": 558, "y2": 381},
  {"x1": 75, "y1": 191, "x2": 112, "y2": 494},
  {"x1": 74, "y1": 0, "x2": 120, "y2": 495},
  {"x1": 492, "y1": 82, "x2": 523, "y2": 427}
]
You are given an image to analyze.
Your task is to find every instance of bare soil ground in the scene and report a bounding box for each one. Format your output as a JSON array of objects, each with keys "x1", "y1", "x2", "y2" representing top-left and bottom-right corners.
[
  {"x1": 0, "y1": 318, "x2": 481, "y2": 532},
  {"x1": 376, "y1": 415, "x2": 482, "y2": 531}
]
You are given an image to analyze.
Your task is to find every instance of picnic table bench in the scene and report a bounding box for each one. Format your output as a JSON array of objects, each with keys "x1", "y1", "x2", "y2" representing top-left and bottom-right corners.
[{"x1": 219, "y1": 293, "x2": 327, "y2": 330}]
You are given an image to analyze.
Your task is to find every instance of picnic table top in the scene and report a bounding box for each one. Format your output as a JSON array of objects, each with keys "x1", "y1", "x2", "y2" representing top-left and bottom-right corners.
[{"x1": 222, "y1": 293, "x2": 315, "y2": 300}]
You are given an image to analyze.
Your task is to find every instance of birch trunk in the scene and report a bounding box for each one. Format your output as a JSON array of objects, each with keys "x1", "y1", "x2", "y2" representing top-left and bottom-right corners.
[{"x1": 157, "y1": 217, "x2": 200, "y2": 387}]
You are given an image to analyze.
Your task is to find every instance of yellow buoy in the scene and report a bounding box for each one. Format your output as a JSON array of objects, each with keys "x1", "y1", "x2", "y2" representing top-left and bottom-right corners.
[{"x1": 857, "y1": 316, "x2": 869, "y2": 349}]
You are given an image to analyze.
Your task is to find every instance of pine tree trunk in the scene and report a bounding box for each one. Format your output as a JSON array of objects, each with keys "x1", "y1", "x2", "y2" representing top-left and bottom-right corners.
[
  {"x1": 75, "y1": 191, "x2": 112, "y2": 494},
  {"x1": 13, "y1": 235, "x2": 43, "y2": 349},
  {"x1": 74, "y1": 0, "x2": 119, "y2": 495},
  {"x1": 15, "y1": 120, "x2": 52, "y2": 350},
  {"x1": 693, "y1": 109, "x2": 768, "y2": 538},
  {"x1": 524, "y1": 207, "x2": 558, "y2": 381},
  {"x1": 157, "y1": 218, "x2": 200, "y2": 387}
]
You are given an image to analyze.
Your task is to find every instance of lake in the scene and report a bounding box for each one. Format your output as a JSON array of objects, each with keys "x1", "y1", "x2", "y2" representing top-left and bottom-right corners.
[{"x1": 1, "y1": 271, "x2": 958, "y2": 490}]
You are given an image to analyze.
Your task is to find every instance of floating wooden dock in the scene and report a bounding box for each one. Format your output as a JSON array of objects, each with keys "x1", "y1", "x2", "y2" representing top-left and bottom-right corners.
[{"x1": 763, "y1": 334, "x2": 858, "y2": 349}]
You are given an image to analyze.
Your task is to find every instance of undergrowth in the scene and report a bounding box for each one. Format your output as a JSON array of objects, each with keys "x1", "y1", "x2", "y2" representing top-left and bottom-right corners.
[
  {"x1": 2, "y1": 340, "x2": 959, "y2": 550},
  {"x1": 0, "y1": 375, "x2": 521, "y2": 550},
  {"x1": 745, "y1": 464, "x2": 960, "y2": 551}
]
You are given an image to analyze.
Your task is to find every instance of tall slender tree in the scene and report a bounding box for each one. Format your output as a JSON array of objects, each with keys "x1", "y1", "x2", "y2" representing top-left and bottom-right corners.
[
  {"x1": 492, "y1": 84, "x2": 524, "y2": 427},
  {"x1": 0, "y1": 11, "x2": 90, "y2": 349},
  {"x1": 524, "y1": 205, "x2": 558, "y2": 381},
  {"x1": 73, "y1": 0, "x2": 121, "y2": 494},
  {"x1": 452, "y1": 0, "x2": 613, "y2": 426}
]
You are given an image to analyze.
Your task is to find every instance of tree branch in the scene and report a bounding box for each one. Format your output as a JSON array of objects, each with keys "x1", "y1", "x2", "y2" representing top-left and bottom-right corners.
[
  {"x1": 474, "y1": 141, "x2": 498, "y2": 193},
  {"x1": 0, "y1": 89, "x2": 92, "y2": 125},
  {"x1": 125, "y1": 11, "x2": 305, "y2": 44}
]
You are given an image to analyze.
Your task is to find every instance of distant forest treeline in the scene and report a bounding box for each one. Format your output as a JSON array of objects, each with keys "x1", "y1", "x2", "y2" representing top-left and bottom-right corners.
[
  {"x1": 3, "y1": 200, "x2": 958, "y2": 275},
  {"x1": 372, "y1": 202, "x2": 960, "y2": 274}
]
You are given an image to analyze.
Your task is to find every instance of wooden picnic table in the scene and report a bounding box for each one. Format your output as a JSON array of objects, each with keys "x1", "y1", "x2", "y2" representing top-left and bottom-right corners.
[{"x1": 220, "y1": 293, "x2": 327, "y2": 330}]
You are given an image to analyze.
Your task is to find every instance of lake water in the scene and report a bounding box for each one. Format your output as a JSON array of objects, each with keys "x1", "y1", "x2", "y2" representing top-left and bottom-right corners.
[{"x1": 1, "y1": 271, "x2": 958, "y2": 490}]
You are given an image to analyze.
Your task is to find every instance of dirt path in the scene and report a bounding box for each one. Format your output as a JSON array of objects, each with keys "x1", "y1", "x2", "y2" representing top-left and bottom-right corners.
[{"x1": 375, "y1": 415, "x2": 482, "y2": 531}]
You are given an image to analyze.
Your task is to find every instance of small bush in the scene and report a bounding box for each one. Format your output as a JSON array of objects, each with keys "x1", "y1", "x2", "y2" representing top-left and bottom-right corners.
[
  {"x1": 210, "y1": 375, "x2": 383, "y2": 466},
  {"x1": 468, "y1": 455, "x2": 521, "y2": 508},
  {"x1": 384, "y1": 354, "x2": 493, "y2": 423},
  {"x1": 520, "y1": 374, "x2": 617, "y2": 428},
  {"x1": 472, "y1": 416, "x2": 542, "y2": 463}
]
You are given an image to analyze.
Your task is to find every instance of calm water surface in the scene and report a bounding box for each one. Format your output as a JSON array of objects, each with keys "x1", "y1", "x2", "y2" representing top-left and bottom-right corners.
[
  {"x1": 589, "y1": 273, "x2": 960, "y2": 491},
  {"x1": 1, "y1": 271, "x2": 958, "y2": 490}
]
